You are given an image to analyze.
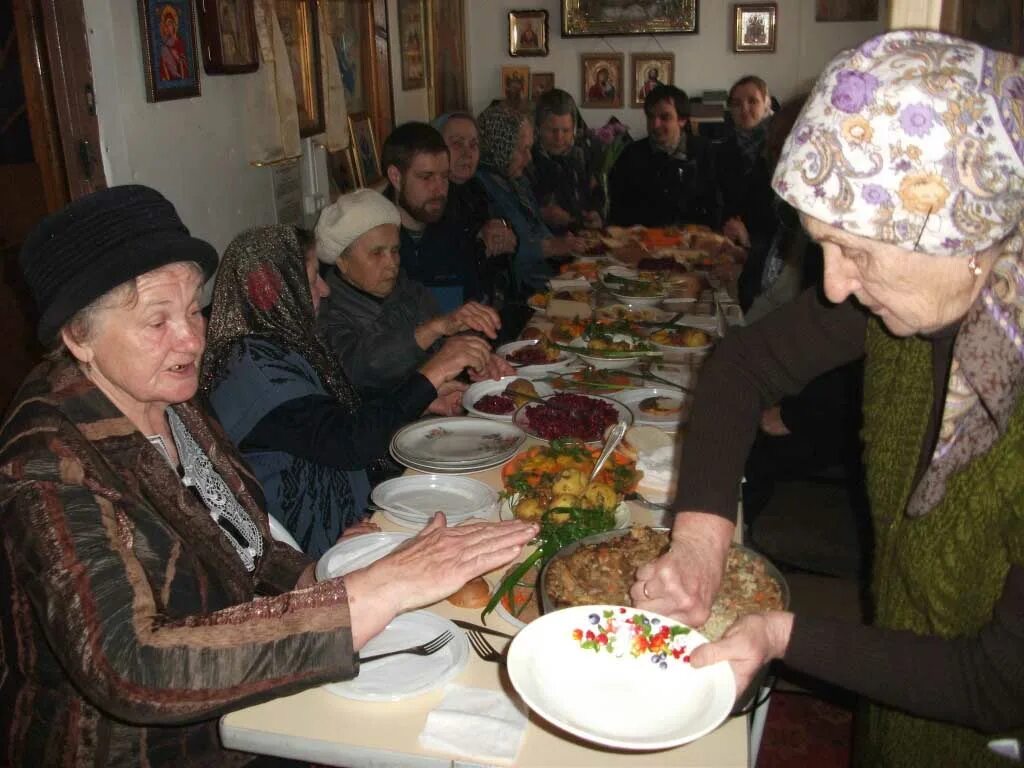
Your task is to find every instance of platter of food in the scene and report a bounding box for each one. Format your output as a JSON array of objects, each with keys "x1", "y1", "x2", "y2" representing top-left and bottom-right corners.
[
  {"x1": 611, "y1": 387, "x2": 690, "y2": 427},
  {"x1": 462, "y1": 377, "x2": 555, "y2": 422},
  {"x1": 566, "y1": 320, "x2": 660, "y2": 370},
  {"x1": 593, "y1": 304, "x2": 675, "y2": 324},
  {"x1": 512, "y1": 393, "x2": 632, "y2": 444},
  {"x1": 496, "y1": 339, "x2": 576, "y2": 377},
  {"x1": 540, "y1": 527, "x2": 788, "y2": 641},
  {"x1": 647, "y1": 326, "x2": 714, "y2": 359},
  {"x1": 527, "y1": 288, "x2": 593, "y2": 312},
  {"x1": 506, "y1": 605, "x2": 734, "y2": 750},
  {"x1": 547, "y1": 368, "x2": 636, "y2": 394}
]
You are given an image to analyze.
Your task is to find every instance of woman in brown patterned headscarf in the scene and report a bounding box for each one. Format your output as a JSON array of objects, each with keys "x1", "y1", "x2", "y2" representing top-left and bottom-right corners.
[{"x1": 202, "y1": 224, "x2": 479, "y2": 557}]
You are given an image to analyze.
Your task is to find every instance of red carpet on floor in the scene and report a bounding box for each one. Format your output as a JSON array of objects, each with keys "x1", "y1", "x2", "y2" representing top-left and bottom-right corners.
[{"x1": 756, "y1": 692, "x2": 853, "y2": 768}]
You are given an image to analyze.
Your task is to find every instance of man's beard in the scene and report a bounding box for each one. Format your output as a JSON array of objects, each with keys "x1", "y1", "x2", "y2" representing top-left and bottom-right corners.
[{"x1": 399, "y1": 187, "x2": 447, "y2": 224}]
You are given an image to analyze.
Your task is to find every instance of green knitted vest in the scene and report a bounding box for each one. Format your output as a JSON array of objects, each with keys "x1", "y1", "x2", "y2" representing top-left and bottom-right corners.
[{"x1": 860, "y1": 320, "x2": 1024, "y2": 767}]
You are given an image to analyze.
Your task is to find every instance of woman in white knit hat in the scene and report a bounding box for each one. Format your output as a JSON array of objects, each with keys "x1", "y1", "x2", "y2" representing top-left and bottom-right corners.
[
  {"x1": 201, "y1": 217, "x2": 494, "y2": 554},
  {"x1": 316, "y1": 189, "x2": 513, "y2": 396}
]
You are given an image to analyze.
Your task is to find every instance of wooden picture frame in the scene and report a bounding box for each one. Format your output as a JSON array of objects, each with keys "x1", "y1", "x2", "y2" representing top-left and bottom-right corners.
[
  {"x1": 397, "y1": 0, "x2": 427, "y2": 90},
  {"x1": 631, "y1": 53, "x2": 673, "y2": 107},
  {"x1": 275, "y1": 0, "x2": 324, "y2": 137},
  {"x1": 814, "y1": 0, "x2": 878, "y2": 22},
  {"x1": 197, "y1": 0, "x2": 259, "y2": 74},
  {"x1": 509, "y1": 9, "x2": 549, "y2": 56},
  {"x1": 733, "y1": 4, "x2": 777, "y2": 53},
  {"x1": 580, "y1": 53, "x2": 623, "y2": 109},
  {"x1": 531, "y1": 72, "x2": 555, "y2": 100},
  {"x1": 322, "y1": 0, "x2": 372, "y2": 116},
  {"x1": 328, "y1": 145, "x2": 361, "y2": 199},
  {"x1": 501, "y1": 65, "x2": 530, "y2": 108},
  {"x1": 562, "y1": 0, "x2": 697, "y2": 37},
  {"x1": 137, "y1": 0, "x2": 201, "y2": 102},
  {"x1": 429, "y1": 0, "x2": 469, "y2": 116},
  {"x1": 349, "y1": 112, "x2": 383, "y2": 186}
]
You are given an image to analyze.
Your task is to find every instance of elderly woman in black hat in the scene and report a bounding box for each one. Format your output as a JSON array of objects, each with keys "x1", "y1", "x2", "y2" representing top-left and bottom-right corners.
[{"x1": 0, "y1": 185, "x2": 536, "y2": 766}]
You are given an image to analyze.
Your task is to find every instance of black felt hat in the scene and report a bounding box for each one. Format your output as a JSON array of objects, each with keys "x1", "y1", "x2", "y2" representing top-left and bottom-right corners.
[{"x1": 20, "y1": 185, "x2": 219, "y2": 343}]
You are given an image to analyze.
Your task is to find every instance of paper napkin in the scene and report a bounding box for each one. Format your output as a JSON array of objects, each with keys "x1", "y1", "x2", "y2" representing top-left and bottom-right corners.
[{"x1": 419, "y1": 684, "x2": 527, "y2": 764}]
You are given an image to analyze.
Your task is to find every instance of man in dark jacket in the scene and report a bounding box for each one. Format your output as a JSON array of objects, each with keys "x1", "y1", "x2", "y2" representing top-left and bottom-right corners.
[
  {"x1": 382, "y1": 122, "x2": 481, "y2": 312},
  {"x1": 608, "y1": 85, "x2": 720, "y2": 228}
]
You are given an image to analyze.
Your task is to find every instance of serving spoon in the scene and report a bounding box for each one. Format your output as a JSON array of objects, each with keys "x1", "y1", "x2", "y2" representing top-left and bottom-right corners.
[{"x1": 589, "y1": 421, "x2": 629, "y2": 485}]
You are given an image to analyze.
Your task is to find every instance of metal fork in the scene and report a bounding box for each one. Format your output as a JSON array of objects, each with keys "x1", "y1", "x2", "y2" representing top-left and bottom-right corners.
[
  {"x1": 465, "y1": 628, "x2": 504, "y2": 663},
  {"x1": 360, "y1": 631, "x2": 453, "y2": 663}
]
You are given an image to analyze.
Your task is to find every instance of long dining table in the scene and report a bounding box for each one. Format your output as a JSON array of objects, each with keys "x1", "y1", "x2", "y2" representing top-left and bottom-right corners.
[{"x1": 220, "y1": 453, "x2": 751, "y2": 768}]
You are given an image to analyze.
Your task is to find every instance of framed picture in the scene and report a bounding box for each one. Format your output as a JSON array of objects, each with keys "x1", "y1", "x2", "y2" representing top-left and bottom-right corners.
[
  {"x1": 531, "y1": 72, "x2": 555, "y2": 100},
  {"x1": 733, "y1": 4, "x2": 777, "y2": 53},
  {"x1": 815, "y1": 0, "x2": 878, "y2": 22},
  {"x1": 322, "y1": 0, "x2": 372, "y2": 115},
  {"x1": 580, "y1": 53, "x2": 623, "y2": 109},
  {"x1": 631, "y1": 53, "x2": 673, "y2": 107},
  {"x1": 197, "y1": 0, "x2": 259, "y2": 74},
  {"x1": 397, "y1": 0, "x2": 427, "y2": 90},
  {"x1": 327, "y1": 146, "x2": 361, "y2": 199},
  {"x1": 275, "y1": 0, "x2": 324, "y2": 137},
  {"x1": 509, "y1": 9, "x2": 549, "y2": 56},
  {"x1": 137, "y1": 0, "x2": 201, "y2": 102},
  {"x1": 959, "y1": 0, "x2": 1023, "y2": 55},
  {"x1": 430, "y1": 0, "x2": 469, "y2": 115},
  {"x1": 562, "y1": 0, "x2": 697, "y2": 37},
  {"x1": 349, "y1": 112, "x2": 383, "y2": 187},
  {"x1": 501, "y1": 65, "x2": 530, "y2": 107}
]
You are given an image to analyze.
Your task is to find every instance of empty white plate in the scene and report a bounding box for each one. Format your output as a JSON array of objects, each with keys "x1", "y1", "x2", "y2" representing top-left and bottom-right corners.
[
  {"x1": 507, "y1": 605, "x2": 735, "y2": 750},
  {"x1": 324, "y1": 611, "x2": 468, "y2": 702},
  {"x1": 315, "y1": 532, "x2": 412, "y2": 582},
  {"x1": 371, "y1": 475, "x2": 498, "y2": 529}
]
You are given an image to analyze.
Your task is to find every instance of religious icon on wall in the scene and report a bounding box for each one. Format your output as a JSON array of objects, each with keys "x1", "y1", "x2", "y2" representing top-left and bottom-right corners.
[
  {"x1": 138, "y1": 0, "x2": 201, "y2": 101},
  {"x1": 580, "y1": 53, "x2": 623, "y2": 109},
  {"x1": 631, "y1": 53, "x2": 673, "y2": 107}
]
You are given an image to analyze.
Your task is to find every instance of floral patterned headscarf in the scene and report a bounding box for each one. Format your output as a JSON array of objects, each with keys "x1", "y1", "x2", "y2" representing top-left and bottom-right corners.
[
  {"x1": 201, "y1": 225, "x2": 359, "y2": 412},
  {"x1": 773, "y1": 30, "x2": 1024, "y2": 256}
]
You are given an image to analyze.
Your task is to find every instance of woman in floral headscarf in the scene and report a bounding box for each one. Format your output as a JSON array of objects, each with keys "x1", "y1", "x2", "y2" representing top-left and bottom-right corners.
[
  {"x1": 202, "y1": 225, "x2": 482, "y2": 556},
  {"x1": 474, "y1": 103, "x2": 584, "y2": 292},
  {"x1": 630, "y1": 31, "x2": 1024, "y2": 767}
]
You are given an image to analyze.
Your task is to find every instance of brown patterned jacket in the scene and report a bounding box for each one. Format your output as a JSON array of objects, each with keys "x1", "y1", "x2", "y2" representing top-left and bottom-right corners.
[{"x1": 0, "y1": 358, "x2": 357, "y2": 766}]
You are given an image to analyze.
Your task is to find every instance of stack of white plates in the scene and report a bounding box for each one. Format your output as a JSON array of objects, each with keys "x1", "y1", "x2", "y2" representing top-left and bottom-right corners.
[
  {"x1": 389, "y1": 417, "x2": 527, "y2": 474},
  {"x1": 370, "y1": 474, "x2": 499, "y2": 529}
]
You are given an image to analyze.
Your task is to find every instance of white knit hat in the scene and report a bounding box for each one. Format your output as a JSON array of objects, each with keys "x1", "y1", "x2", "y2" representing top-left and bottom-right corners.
[{"x1": 314, "y1": 189, "x2": 402, "y2": 264}]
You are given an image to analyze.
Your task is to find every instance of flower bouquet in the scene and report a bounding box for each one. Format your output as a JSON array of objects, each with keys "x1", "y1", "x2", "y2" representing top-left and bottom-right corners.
[{"x1": 588, "y1": 117, "x2": 631, "y2": 219}]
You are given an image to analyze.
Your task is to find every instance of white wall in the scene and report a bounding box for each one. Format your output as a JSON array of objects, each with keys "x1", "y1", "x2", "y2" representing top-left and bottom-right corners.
[
  {"x1": 83, "y1": 0, "x2": 278, "y2": 259},
  {"x1": 465, "y1": 0, "x2": 886, "y2": 137}
]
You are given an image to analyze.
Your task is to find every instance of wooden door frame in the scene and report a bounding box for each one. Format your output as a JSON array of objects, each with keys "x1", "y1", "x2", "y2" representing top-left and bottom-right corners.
[{"x1": 12, "y1": 0, "x2": 106, "y2": 209}]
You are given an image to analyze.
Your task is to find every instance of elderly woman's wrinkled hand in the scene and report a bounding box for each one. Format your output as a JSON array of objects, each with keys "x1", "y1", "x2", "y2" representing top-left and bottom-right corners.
[
  {"x1": 481, "y1": 219, "x2": 517, "y2": 256},
  {"x1": 365, "y1": 513, "x2": 537, "y2": 615},
  {"x1": 439, "y1": 301, "x2": 502, "y2": 339},
  {"x1": 468, "y1": 352, "x2": 516, "y2": 382},
  {"x1": 426, "y1": 380, "x2": 468, "y2": 416},
  {"x1": 630, "y1": 512, "x2": 733, "y2": 626},
  {"x1": 419, "y1": 335, "x2": 494, "y2": 388},
  {"x1": 690, "y1": 612, "x2": 794, "y2": 700},
  {"x1": 723, "y1": 217, "x2": 751, "y2": 249}
]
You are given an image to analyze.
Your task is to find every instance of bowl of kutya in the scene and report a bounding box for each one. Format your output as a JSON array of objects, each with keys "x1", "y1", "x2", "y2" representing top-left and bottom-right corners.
[{"x1": 539, "y1": 527, "x2": 788, "y2": 641}]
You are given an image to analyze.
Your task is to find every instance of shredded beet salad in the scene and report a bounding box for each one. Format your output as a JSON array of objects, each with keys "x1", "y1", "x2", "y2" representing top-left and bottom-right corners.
[
  {"x1": 523, "y1": 394, "x2": 618, "y2": 442},
  {"x1": 474, "y1": 394, "x2": 516, "y2": 414}
]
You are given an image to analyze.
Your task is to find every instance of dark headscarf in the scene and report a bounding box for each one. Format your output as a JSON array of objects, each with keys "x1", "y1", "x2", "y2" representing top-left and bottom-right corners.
[
  {"x1": 201, "y1": 225, "x2": 359, "y2": 412},
  {"x1": 477, "y1": 103, "x2": 540, "y2": 221}
]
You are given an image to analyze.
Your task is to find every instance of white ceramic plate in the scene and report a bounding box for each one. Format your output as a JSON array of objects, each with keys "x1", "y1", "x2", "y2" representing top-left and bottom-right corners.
[
  {"x1": 462, "y1": 377, "x2": 555, "y2": 422},
  {"x1": 499, "y1": 497, "x2": 631, "y2": 529},
  {"x1": 608, "y1": 291, "x2": 666, "y2": 307},
  {"x1": 507, "y1": 605, "x2": 735, "y2": 750},
  {"x1": 315, "y1": 532, "x2": 413, "y2": 582},
  {"x1": 496, "y1": 340, "x2": 577, "y2": 379},
  {"x1": 391, "y1": 418, "x2": 525, "y2": 466},
  {"x1": 593, "y1": 304, "x2": 674, "y2": 323},
  {"x1": 387, "y1": 440, "x2": 521, "y2": 475},
  {"x1": 324, "y1": 612, "x2": 469, "y2": 702},
  {"x1": 646, "y1": 363, "x2": 696, "y2": 389},
  {"x1": 611, "y1": 387, "x2": 690, "y2": 427},
  {"x1": 512, "y1": 394, "x2": 633, "y2": 445},
  {"x1": 573, "y1": 350, "x2": 644, "y2": 371},
  {"x1": 267, "y1": 513, "x2": 301, "y2": 552},
  {"x1": 371, "y1": 474, "x2": 499, "y2": 528}
]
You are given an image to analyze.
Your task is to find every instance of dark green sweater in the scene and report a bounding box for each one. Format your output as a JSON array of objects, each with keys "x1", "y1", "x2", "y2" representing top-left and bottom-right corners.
[{"x1": 675, "y1": 289, "x2": 1024, "y2": 764}]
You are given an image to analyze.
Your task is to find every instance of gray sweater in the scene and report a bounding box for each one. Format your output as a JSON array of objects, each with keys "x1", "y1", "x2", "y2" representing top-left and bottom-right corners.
[{"x1": 318, "y1": 269, "x2": 440, "y2": 397}]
